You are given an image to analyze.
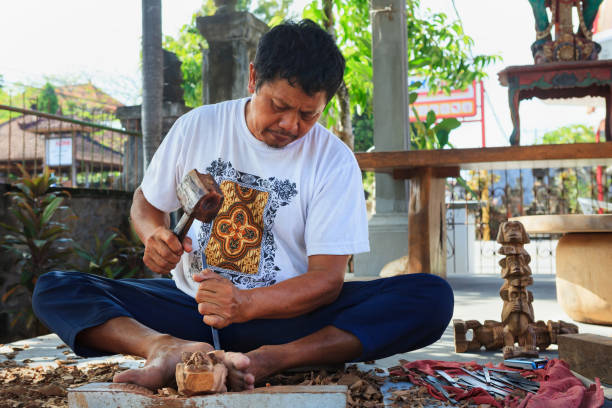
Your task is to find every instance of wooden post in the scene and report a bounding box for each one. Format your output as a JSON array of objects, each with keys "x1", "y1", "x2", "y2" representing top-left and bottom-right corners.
[{"x1": 396, "y1": 167, "x2": 456, "y2": 278}]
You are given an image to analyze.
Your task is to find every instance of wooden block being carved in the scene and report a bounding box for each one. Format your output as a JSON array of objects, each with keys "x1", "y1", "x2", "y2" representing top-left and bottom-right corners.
[
  {"x1": 175, "y1": 350, "x2": 228, "y2": 396},
  {"x1": 558, "y1": 333, "x2": 612, "y2": 384}
]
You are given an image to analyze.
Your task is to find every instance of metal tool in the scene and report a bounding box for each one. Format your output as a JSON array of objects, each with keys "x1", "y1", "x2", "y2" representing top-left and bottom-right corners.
[
  {"x1": 483, "y1": 367, "x2": 491, "y2": 385},
  {"x1": 174, "y1": 169, "x2": 224, "y2": 350},
  {"x1": 458, "y1": 368, "x2": 511, "y2": 397},
  {"x1": 488, "y1": 370, "x2": 539, "y2": 393},
  {"x1": 435, "y1": 370, "x2": 459, "y2": 387},
  {"x1": 424, "y1": 375, "x2": 458, "y2": 404},
  {"x1": 459, "y1": 374, "x2": 510, "y2": 397}
]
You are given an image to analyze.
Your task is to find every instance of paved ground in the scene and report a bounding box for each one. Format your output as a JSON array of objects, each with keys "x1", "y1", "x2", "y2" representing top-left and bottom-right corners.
[{"x1": 2, "y1": 274, "x2": 611, "y2": 406}]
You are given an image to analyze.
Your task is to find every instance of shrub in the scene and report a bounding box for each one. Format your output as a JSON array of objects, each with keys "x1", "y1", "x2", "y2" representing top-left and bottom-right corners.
[{"x1": 0, "y1": 165, "x2": 73, "y2": 332}]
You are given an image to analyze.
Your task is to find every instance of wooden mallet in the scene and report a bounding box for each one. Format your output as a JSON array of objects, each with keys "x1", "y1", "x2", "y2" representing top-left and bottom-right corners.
[{"x1": 174, "y1": 169, "x2": 224, "y2": 350}]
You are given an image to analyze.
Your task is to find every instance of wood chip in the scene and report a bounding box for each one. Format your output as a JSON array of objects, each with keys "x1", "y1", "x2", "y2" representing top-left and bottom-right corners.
[{"x1": 0, "y1": 361, "x2": 124, "y2": 407}]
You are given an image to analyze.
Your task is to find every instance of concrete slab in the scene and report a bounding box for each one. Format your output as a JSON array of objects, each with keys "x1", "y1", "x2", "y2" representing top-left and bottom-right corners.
[
  {"x1": 0, "y1": 333, "x2": 144, "y2": 370},
  {"x1": 67, "y1": 383, "x2": 347, "y2": 408}
]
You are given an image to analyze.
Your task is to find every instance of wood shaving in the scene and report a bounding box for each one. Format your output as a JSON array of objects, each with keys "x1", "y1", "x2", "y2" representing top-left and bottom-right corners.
[
  {"x1": 260, "y1": 364, "x2": 386, "y2": 408},
  {"x1": 0, "y1": 360, "x2": 124, "y2": 408}
]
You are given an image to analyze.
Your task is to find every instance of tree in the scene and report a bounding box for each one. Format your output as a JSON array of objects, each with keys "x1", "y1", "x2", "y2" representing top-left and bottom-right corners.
[
  {"x1": 37, "y1": 83, "x2": 59, "y2": 114},
  {"x1": 166, "y1": 0, "x2": 498, "y2": 151},
  {"x1": 319, "y1": 0, "x2": 355, "y2": 149},
  {"x1": 142, "y1": 0, "x2": 164, "y2": 170},
  {"x1": 0, "y1": 74, "x2": 4, "y2": 90},
  {"x1": 303, "y1": 0, "x2": 498, "y2": 151},
  {"x1": 539, "y1": 124, "x2": 597, "y2": 144}
]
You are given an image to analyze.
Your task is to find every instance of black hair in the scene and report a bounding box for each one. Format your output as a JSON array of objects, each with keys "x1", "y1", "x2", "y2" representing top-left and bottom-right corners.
[{"x1": 253, "y1": 19, "x2": 345, "y2": 102}]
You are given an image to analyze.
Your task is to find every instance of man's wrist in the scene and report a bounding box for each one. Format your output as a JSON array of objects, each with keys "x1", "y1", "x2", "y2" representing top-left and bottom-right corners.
[{"x1": 237, "y1": 289, "x2": 256, "y2": 322}]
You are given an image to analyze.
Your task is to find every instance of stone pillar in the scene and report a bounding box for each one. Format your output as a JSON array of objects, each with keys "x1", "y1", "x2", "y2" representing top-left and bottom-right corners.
[
  {"x1": 116, "y1": 50, "x2": 190, "y2": 190},
  {"x1": 354, "y1": 0, "x2": 410, "y2": 277},
  {"x1": 197, "y1": 3, "x2": 268, "y2": 104}
]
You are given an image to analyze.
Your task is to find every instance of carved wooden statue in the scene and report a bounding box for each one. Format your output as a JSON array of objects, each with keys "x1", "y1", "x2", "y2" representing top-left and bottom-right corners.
[
  {"x1": 500, "y1": 278, "x2": 539, "y2": 358},
  {"x1": 453, "y1": 220, "x2": 579, "y2": 356},
  {"x1": 528, "y1": 0, "x2": 603, "y2": 63},
  {"x1": 497, "y1": 221, "x2": 539, "y2": 358}
]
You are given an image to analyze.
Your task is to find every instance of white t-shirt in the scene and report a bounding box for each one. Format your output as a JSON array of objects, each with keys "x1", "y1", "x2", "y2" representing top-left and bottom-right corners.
[{"x1": 141, "y1": 97, "x2": 369, "y2": 297}]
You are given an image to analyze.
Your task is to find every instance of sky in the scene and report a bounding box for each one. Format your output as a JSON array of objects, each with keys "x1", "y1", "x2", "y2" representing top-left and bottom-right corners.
[{"x1": 0, "y1": 0, "x2": 608, "y2": 148}]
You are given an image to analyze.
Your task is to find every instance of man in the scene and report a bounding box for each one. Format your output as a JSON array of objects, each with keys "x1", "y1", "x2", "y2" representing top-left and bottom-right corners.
[{"x1": 33, "y1": 20, "x2": 453, "y2": 392}]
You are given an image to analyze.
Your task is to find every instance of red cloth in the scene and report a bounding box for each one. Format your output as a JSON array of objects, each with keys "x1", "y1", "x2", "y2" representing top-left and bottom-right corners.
[
  {"x1": 517, "y1": 359, "x2": 604, "y2": 408},
  {"x1": 388, "y1": 359, "x2": 502, "y2": 407},
  {"x1": 388, "y1": 359, "x2": 604, "y2": 408}
]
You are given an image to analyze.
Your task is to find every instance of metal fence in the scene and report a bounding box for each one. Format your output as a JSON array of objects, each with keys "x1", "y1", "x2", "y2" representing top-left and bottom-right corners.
[
  {"x1": 0, "y1": 104, "x2": 142, "y2": 191},
  {"x1": 445, "y1": 165, "x2": 611, "y2": 274}
]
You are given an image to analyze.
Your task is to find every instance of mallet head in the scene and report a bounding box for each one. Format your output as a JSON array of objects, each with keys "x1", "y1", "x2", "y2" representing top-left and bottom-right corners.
[{"x1": 174, "y1": 169, "x2": 224, "y2": 241}]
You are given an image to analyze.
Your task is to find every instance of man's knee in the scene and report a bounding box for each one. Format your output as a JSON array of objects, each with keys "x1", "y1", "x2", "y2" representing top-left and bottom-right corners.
[
  {"x1": 32, "y1": 270, "x2": 80, "y2": 319},
  {"x1": 392, "y1": 273, "x2": 454, "y2": 335}
]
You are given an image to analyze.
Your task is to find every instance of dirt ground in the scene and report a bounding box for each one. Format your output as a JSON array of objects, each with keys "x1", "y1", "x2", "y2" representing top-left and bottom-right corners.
[
  {"x1": 0, "y1": 355, "x2": 460, "y2": 408},
  {"x1": 1, "y1": 341, "x2": 490, "y2": 408}
]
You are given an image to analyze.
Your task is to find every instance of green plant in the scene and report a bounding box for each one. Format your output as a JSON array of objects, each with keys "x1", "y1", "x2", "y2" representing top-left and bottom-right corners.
[
  {"x1": 37, "y1": 82, "x2": 59, "y2": 114},
  {"x1": 72, "y1": 226, "x2": 145, "y2": 280},
  {"x1": 409, "y1": 92, "x2": 461, "y2": 150},
  {"x1": 73, "y1": 233, "x2": 121, "y2": 278},
  {"x1": 112, "y1": 226, "x2": 146, "y2": 279},
  {"x1": 0, "y1": 165, "x2": 73, "y2": 331}
]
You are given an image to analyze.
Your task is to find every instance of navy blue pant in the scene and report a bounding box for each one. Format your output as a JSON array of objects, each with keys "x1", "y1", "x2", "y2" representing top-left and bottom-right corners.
[{"x1": 33, "y1": 271, "x2": 453, "y2": 361}]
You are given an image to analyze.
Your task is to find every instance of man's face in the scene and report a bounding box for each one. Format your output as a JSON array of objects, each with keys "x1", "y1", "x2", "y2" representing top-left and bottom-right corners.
[{"x1": 245, "y1": 63, "x2": 328, "y2": 148}]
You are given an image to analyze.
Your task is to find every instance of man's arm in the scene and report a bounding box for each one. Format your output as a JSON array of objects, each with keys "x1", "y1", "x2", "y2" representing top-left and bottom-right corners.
[
  {"x1": 194, "y1": 254, "x2": 348, "y2": 328},
  {"x1": 131, "y1": 187, "x2": 191, "y2": 274}
]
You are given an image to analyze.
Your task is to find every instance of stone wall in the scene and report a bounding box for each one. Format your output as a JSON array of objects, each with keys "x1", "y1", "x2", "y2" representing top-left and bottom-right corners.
[{"x1": 0, "y1": 184, "x2": 134, "y2": 342}]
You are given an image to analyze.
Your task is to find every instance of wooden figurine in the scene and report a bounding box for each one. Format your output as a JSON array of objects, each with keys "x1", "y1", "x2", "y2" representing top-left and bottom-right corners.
[
  {"x1": 453, "y1": 319, "x2": 505, "y2": 353},
  {"x1": 453, "y1": 220, "x2": 579, "y2": 356},
  {"x1": 497, "y1": 221, "x2": 539, "y2": 359},
  {"x1": 454, "y1": 318, "x2": 578, "y2": 353},
  {"x1": 528, "y1": 0, "x2": 603, "y2": 63},
  {"x1": 500, "y1": 279, "x2": 539, "y2": 358},
  {"x1": 176, "y1": 350, "x2": 228, "y2": 396}
]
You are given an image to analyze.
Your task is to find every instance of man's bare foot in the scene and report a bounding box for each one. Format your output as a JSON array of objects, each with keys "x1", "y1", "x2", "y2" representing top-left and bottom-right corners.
[
  {"x1": 216, "y1": 346, "x2": 287, "y2": 391},
  {"x1": 113, "y1": 335, "x2": 213, "y2": 390},
  {"x1": 210, "y1": 350, "x2": 255, "y2": 391}
]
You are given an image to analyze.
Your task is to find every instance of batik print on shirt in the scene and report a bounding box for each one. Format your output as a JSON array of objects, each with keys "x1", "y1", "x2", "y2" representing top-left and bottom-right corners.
[{"x1": 194, "y1": 159, "x2": 298, "y2": 289}]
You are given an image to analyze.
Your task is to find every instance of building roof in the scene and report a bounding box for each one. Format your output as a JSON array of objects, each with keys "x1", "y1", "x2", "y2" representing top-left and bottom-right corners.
[{"x1": 0, "y1": 115, "x2": 124, "y2": 169}]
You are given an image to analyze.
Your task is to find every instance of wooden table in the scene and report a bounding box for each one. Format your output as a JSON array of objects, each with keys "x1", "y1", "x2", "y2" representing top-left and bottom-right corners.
[
  {"x1": 510, "y1": 215, "x2": 612, "y2": 325},
  {"x1": 355, "y1": 143, "x2": 612, "y2": 278},
  {"x1": 498, "y1": 60, "x2": 612, "y2": 146}
]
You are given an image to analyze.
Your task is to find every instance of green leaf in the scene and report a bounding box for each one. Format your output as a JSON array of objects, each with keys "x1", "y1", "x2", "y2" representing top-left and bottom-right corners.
[
  {"x1": 0, "y1": 221, "x2": 19, "y2": 233},
  {"x1": 456, "y1": 176, "x2": 480, "y2": 200},
  {"x1": 409, "y1": 92, "x2": 418, "y2": 105},
  {"x1": 435, "y1": 129, "x2": 450, "y2": 148},
  {"x1": 425, "y1": 110, "x2": 436, "y2": 127},
  {"x1": 41, "y1": 196, "x2": 64, "y2": 224},
  {"x1": 435, "y1": 118, "x2": 461, "y2": 132}
]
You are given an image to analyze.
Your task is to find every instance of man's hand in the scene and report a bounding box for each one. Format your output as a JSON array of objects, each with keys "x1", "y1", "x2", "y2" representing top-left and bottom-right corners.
[
  {"x1": 143, "y1": 226, "x2": 192, "y2": 274},
  {"x1": 193, "y1": 269, "x2": 249, "y2": 329},
  {"x1": 131, "y1": 187, "x2": 193, "y2": 275}
]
